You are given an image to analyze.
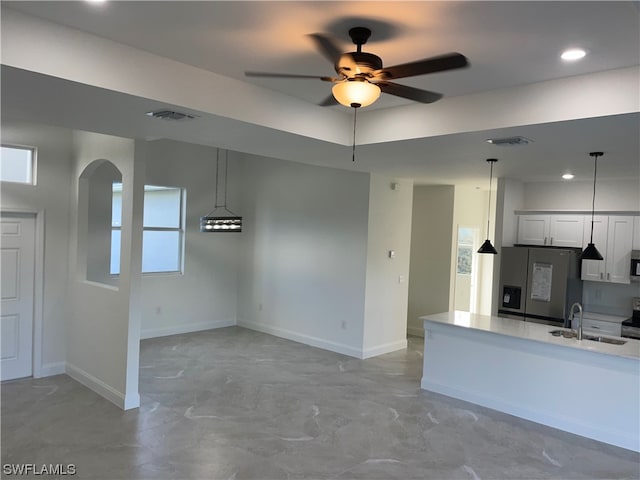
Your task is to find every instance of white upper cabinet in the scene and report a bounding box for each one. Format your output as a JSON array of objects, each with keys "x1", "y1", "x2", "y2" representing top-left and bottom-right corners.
[
  {"x1": 517, "y1": 215, "x2": 548, "y2": 245},
  {"x1": 517, "y1": 215, "x2": 583, "y2": 247},
  {"x1": 581, "y1": 216, "x2": 633, "y2": 284},
  {"x1": 633, "y1": 216, "x2": 640, "y2": 250},
  {"x1": 548, "y1": 216, "x2": 584, "y2": 248}
]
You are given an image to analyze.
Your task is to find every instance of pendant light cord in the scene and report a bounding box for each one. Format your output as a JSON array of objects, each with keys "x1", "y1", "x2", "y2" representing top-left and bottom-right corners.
[
  {"x1": 589, "y1": 153, "x2": 599, "y2": 243},
  {"x1": 207, "y1": 148, "x2": 238, "y2": 216},
  {"x1": 224, "y1": 149, "x2": 229, "y2": 209},
  {"x1": 352, "y1": 107, "x2": 358, "y2": 162},
  {"x1": 214, "y1": 148, "x2": 222, "y2": 209},
  {"x1": 486, "y1": 160, "x2": 494, "y2": 239}
]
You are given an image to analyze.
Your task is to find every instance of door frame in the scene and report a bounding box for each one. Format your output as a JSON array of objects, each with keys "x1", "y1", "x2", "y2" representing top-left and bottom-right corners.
[{"x1": 1, "y1": 208, "x2": 45, "y2": 378}]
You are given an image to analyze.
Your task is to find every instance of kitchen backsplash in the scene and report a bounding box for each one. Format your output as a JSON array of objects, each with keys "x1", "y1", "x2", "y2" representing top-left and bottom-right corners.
[{"x1": 582, "y1": 282, "x2": 640, "y2": 317}]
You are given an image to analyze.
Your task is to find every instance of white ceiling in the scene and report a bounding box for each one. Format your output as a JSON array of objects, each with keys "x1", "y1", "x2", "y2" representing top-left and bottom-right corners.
[{"x1": 2, "y1": 1, "x2": 639, "y2": 186}]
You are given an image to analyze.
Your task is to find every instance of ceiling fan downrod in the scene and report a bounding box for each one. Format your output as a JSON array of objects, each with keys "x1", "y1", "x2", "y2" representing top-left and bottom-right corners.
[{"x1": 348, "y1": 27, "x2": 372, "y2": 53}]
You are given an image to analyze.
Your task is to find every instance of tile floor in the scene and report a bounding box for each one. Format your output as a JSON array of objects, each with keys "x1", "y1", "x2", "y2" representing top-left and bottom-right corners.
[{"x1": 2, "y1": 327, "x2": 639, "y2": 479}]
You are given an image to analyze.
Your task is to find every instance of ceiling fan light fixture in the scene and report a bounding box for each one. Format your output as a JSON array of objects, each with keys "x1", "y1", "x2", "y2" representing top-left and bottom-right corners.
[{"x1": 332, "y1": 79, "x2": 381, "y2": 108}]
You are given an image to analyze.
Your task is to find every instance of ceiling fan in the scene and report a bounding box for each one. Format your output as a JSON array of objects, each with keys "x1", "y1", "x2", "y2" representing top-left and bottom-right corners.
[{"x1": 246, "y1": 26, "x2": 469, "y2": 108}]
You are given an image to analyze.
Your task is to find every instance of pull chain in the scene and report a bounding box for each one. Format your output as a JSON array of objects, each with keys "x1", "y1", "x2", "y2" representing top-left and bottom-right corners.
[{"x1": 352, "y1": 106, "x2": 358, "y2": 162}]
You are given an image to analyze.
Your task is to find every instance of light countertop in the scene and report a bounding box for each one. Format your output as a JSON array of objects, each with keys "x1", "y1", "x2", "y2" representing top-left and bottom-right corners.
[{"x1": 421, "y1": 311, "x2": 640, "y2": 360}]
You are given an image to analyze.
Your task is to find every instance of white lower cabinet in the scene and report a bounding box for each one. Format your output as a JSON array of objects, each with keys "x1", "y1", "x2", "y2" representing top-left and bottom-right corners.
[
  {"x1": 581, "y1": 318, "x2": 622, "y2": 337},
  {"x1": 581, "y1": 216, "x2": 633, "y2": 284},
  {"x1": 571, "y1": 313, "x2": 626, "y2": 337}
]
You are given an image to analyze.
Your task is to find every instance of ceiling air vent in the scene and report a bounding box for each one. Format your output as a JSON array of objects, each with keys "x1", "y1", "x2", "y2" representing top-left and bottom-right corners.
[
  {"x1": 486, "y1": 136, "x2": 533, "y2": 146},
  {"x1": 145, "y1": 110, "x2": 197, "y2": 121}
]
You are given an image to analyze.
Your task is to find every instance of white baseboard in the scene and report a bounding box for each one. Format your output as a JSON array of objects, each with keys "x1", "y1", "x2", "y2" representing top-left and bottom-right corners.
[
  {"x1": 66, "y1": 362, "x2": 139, "y2": 411},
  {"x1": 407, "y1": 326, "x2": 425, "y2": 338},
  {"x1": 34, "y1": 361, "x2": 66, "y2": 378},
  {"x1": 140, "y1": 319, "x2": 235, "y2": 340},
  {"x1": 362, "y1": 339, "x2": 408, "y2": 359},
  {"x1": 238, "y1": 319, "x2": 363, "y2": 358}
]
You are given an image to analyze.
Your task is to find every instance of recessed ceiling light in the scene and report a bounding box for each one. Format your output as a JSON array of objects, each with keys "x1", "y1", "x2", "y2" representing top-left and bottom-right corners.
[
  {"x1": 561, "y1": 48, "x2": 587, "y2": 61},
  {"x1": 562, "y1": 173, "x2": 575, "y2": 180},
  {"x1": 486, "y1": 136, "x2": 533, "y2": 146}
]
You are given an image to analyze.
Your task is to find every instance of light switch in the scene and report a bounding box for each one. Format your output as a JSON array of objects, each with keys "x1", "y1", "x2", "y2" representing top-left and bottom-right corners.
[{"x1": 388, "y1": 250, "x2": 396, "y2": 259}]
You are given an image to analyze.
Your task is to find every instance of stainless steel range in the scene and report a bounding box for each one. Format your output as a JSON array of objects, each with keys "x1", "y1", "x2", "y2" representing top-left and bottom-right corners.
[{"x1": 621, "y1": 297, "x2": 640, "y2": 340}]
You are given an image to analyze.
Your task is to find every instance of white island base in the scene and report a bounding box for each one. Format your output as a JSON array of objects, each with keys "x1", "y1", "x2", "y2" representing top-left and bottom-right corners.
[{"x1": 420, "y1": 311, "x2": 640, "y2": 452}]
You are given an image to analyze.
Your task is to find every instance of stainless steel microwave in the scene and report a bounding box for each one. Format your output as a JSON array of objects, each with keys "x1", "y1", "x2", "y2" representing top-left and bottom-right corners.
[{"x1": 631, "y1": 250, "x2": 640, "y2": 281}]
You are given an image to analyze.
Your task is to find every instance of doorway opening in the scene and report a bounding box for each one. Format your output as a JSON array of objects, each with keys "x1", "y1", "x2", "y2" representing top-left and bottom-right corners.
[{"x1": 454, "y1": 226, "x2": 480, "y2": 313}]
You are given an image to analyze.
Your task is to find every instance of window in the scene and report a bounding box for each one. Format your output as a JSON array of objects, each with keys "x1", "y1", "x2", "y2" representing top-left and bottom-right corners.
[
  {"x1": 456, "y1": 227, "x2": 475, "y2": 275},
  {"x1": 111, "y1": 184, "x2": 185, "y2": 274},
  {"x1": 1, "y1": 145, "x2": 35, "y2": 184}
]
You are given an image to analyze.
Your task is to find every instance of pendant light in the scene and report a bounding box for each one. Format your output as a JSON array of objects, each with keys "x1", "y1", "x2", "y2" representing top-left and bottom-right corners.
[
  {"x1": 478, "y1": 158, "x2": 498, "y2": 255},
  {"x1": 580, "y1": 152, "x2": 604, "y2": 260},
  {"x1": 200, "y1": 149, "x2": 242, "y2": 233}
]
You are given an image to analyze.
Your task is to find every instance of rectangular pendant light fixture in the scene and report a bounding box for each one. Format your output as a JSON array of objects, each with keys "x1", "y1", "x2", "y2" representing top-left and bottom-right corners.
[{"x1": 200, "y1": 148, "x2": 243, "y2": 233}]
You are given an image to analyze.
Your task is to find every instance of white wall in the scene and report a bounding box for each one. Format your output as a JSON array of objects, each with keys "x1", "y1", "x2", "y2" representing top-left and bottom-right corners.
[
  {"x1": 140, "y1": 140, "x2": 239, "y2": 338},
  {"x1": 498, "y1": 178, "x2": 525, "y2": 247},
  {"x1": 0, "y1": 121, "x2": 72, "y2": 376},
  {"x1": 407, "y1": 185, "x2": 454, "y2": 336},
  {"x1": 523, "y1": 179, "x2": 639, "y2": 211},
  {"x1": 236, "y1": 153, "x2": 371, "y2": 358},
  {"x1": 67, "y1": 131, "x2": 143, "y2": 410},
  {"x1": 362, "y1": 176, "x2": 413, "y2": 356}
]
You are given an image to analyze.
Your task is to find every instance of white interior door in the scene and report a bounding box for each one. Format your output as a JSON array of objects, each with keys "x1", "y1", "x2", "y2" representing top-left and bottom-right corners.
[{"x1": 1, "y1": 214, "x2": 35, "y2": 381}]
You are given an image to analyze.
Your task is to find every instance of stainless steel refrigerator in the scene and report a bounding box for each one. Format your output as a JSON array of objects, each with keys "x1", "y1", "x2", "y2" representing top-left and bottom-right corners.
[{"x1": 498, "y1": 247, "x2": 583, "y2": 326}]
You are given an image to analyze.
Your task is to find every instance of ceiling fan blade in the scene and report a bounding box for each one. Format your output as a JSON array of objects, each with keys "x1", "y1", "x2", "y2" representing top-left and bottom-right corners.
[
  {"x1": 309, "y1": 33, "x2": 343, "y2": 64},
  {"x1": 318, "y1": 94, "x2": 338, "y2": 107},
  {"x1": 378, "y1": 82, "x2": 443, "y2": 103},
  {"x1": 245, "y1": 71, "x2": 336, "y2": 81},
  {"x1": 374, "y1": 53, "x2": 469, "y2": 80}
]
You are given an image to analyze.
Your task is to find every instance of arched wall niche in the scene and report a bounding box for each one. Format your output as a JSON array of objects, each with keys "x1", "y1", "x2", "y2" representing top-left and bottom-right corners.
[{"x1": 77, "y1": 159, "x2": 122, "y2": 287}]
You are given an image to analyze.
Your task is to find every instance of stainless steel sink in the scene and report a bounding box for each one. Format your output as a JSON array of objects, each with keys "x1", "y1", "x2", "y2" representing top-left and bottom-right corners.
[
  {"x1": 549, "y1": 330, "x2": 626, "y2": 345},
  {"x1": 549, "y1": 329, "x2": 577, "y2": 339},
  {"x1": 583, "y1": 334, "x2": 627, "y2": 345}
]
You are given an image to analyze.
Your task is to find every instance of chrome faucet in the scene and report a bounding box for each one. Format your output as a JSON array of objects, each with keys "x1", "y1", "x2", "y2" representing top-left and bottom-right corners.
[{"x1": 570, "y1": 302, "x2": 583, "y2": 340}]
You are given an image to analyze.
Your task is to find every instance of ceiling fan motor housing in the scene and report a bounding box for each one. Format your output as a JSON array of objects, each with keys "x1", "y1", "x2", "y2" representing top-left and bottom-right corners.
[{"x1": 336, "y1": 52, "x2": 383, "y2": 77}]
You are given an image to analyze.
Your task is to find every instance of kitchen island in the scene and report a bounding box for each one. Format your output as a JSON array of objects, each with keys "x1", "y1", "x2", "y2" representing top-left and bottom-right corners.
[{"x1": 420, "y1": 311, "x2": 640, "y2": 452}]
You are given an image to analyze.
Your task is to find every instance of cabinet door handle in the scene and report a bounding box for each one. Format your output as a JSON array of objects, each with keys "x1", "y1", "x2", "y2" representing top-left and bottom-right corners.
[
  {"x1": 600, "y1": 272, "x2": 604, "y2": 279},
  {"x1": 544, "y1": 237, "x2": 547, "y2": 245},
  {"x1": 550, "y1": 237, "x2": 554, "y2": 245},
  {"x1": 607, "y1": 273, "x2": 611, "y2": 280},
  {"x1": 591, "y1": 326, "x2": 600, "y2": 329}
]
